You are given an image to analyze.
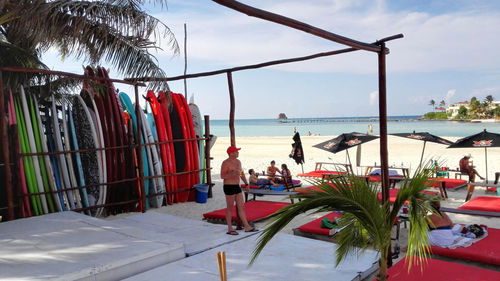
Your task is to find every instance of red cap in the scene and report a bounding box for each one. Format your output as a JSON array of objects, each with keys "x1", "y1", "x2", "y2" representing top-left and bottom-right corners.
[{"x1": 227, "y1": 145, "x2": 241, "y2": 155}]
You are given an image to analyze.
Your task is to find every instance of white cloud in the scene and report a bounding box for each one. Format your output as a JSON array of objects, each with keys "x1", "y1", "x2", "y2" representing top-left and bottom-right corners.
[
  {"x1": 445, "y1": 89, "x2": 456, "y2": 103},
  {"x1": 369, "y1": 91, "x2": 378, "y2": 106}
]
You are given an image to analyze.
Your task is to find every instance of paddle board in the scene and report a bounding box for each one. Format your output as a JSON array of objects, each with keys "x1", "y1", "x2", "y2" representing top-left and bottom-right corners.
[
  {"x1": 179, "y1": 93, "x2": 199, "y2": 192},
  {"x1": 51, "y1": 96, "x2": 76, "y2": 210},
  {"x1": 20, "y1": 86, "x2": 49, "y2": 214}
]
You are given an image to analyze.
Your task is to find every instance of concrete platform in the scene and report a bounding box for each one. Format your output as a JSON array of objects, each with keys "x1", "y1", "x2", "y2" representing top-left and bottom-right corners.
[
  {"x1": 111, "y1": 211, "x2": 259, "y2": 256},
  {"x1": 0, "y1": 212, "x2": 185, "y2": 281},
  {"x1": 123, "y1": 232, "x2": 380, "y2": 281}
]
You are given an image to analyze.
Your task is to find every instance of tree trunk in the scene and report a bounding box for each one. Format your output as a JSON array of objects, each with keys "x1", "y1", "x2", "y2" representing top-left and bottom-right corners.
[{"x1": 377, "y1": 245, "x2": 389, "y2": 281}]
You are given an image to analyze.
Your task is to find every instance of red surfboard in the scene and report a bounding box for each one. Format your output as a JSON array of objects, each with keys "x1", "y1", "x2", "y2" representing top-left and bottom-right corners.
[
  {"x1": 170, "y1": 93, "x2": 192, "y2": 203},
  {"x1": 146, "y1": 91, "x2": 175, "y2": 204}
]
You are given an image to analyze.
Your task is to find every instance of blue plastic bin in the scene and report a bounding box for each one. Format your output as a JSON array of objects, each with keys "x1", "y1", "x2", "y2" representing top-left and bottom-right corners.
[{"x1": 194, "y1": 184, "x2": 209, "y2": 204}]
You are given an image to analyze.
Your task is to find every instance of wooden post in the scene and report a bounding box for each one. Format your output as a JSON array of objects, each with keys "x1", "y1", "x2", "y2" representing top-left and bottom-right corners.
[
  {"x1": 227, "y1": 72, "x2": 236, "y2": 146},
  {"x1": 184, "y1": 23, "x2": 188, "y2": 100},
  {"x1": 205, "y1": 115, "x2": 213, "y2": 198},
  {"x1": 378, "y1": 42, "x2": 392, "y2": 267},
  {"x1": 134, "y1": 84, "x2": 146, "y2": 212},
  {"x1": 0, "y1": 72, "x2": 14, "y2": 220}
]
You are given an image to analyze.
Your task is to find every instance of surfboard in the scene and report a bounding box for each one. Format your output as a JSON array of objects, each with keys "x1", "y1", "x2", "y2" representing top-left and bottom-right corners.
[
  {"x1": 43, "y1": 106, "x2": 69, "y2": 211},
  {"x1": 81, "y1": 90, "x2": 107, "y2": 216},
  {"x1": 14, "y1": 97, "x2": 42, "y2": 215},
  {"x1": 178, "y1": 93, "x2": 199, "y2": 193},
  {"x1": 8, "y1": 90, "x2": 32, "y2": 217},
  {"x1": 139, "y1": 106, "x2": 165, "y2": 207},
  {"x1": 72, "y1": 92, "x2": 101, "y2": 215},
  {"x1": 28, "y1": 94, "x2": 56, "y2": 213},
  {"x1": 67, "y1": 104, "x2": 90, "y2": 215},
  {"x1": 119, "y1": 92, "x2": 149, "y2": 209},
  {"x1": 189, "y1": 97, "x2": 205, "y2": 184},
  {"x1": 146, "y1": 91, "x2": 175, "y2": 204},
  {"x1": 32, "y1": 94, "x2": 62, "y2": 212},
  {"x1": 20, "y1": 86, "x2": 49, "y2": 214},
  {"x1": 157, "y1": 91, "x2": 179, "y2": 204},
  {"x1": 170, "y1": 92, "x2": 192, "y2": 203},
  {"x1": 51, "y1": 96, "x2": 76, "y2": 210},
  {"x1": 61, "y1": 100, "x2": 83, "y2": 210}
]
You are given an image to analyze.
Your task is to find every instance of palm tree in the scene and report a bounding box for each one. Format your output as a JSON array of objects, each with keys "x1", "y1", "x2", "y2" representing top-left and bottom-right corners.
[
  {"x1": 439, "y1": 100, "x2": 446, "y2": 107},
  {"x1": 251, "y1": 166, "x2": 438, "y2": 281},
  {"x1": 429, "y1": 99, "x2": 435, "y2": 112},
  {"x1": 0, "y1": 0, "x2": 179, "y2": 89},
  {"x1": 485, "y1": 95, "x2": 494, "y2": 105}
]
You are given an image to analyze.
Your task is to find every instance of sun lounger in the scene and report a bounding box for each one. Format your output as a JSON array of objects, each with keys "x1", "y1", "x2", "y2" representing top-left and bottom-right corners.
[
  {"x1": 202, "y1": 200, "x2": 290, "y2": 224},
  {"x1": 430, "y1": 227, "x2": 500, "y2": 266},
  {"x1": 377, "y1": 188, "x2": 439, "y2": 204},
  {"x1": 459, "y1": 196, "x2": 500, "y2": 212},
  {"x1": 243, "y1": 188, "x2": 299, "y2": 202},
  {"x1": 292, "y1": 212, "x2": 343, "y2": 242},
  {"x1": 297, "y1": 170, "x2": 347, "y2": 179},
  {"x1": 427, "y1": 178, "x2": 467, "y2": 190},
  {"x1": 384, "y1": 257, "x2": 500, "y2": 281},
  {"x1": 465, "y1": 182, "x2": 500, "y2": 201}
]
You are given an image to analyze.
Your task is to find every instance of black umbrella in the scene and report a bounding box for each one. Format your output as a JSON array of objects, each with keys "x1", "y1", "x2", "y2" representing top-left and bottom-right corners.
[
  {"x1": 448, "y1": 129, "x2": 500, "y2": 182},
  {"x1": 289, "y1": 132, "x2": 305, "y2": 166},
  {"x1": 313, "y1": 132, "x2": 379, "y2": 167},
  {"x1": 391, "y1": 131, "x2": 453, "y2": 165}
]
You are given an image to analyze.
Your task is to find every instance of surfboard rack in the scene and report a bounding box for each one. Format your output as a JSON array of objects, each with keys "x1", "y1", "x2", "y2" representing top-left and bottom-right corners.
[{"x1": 0, "y1": 67, "x2": 214, "y2": 221}]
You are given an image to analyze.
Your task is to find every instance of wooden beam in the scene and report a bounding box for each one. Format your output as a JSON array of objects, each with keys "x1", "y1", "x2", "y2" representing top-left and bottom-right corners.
[
  {"x1": 227, "y1": 72, "x2": 236, "y2": 146},
  {"x1": 212, "y1": 0, "x2": 381, "y2": 53}
]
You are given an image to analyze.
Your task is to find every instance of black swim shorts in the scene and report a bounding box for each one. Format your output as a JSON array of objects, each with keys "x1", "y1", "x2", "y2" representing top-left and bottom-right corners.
[{"x1": 223, "y1": 184, "x2": 242, "y2": 195}]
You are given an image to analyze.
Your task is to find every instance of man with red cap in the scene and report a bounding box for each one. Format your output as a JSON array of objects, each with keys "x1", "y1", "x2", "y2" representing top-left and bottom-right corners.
[{"x1": 220, "y1": 145, "x2": 258, "y2": 235}]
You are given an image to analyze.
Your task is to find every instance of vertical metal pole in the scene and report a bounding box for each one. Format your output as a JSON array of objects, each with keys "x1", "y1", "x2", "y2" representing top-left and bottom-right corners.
[
  {"x1": 204, "y1": 115, "x2": 213, "y2": 198},
  {"x1": 134, "y1": 84, "x2": 146, "y2": 212},
  {"x1": 226, "y1": 72, "x2": 236, "y2": 146},
  {"x1": 0, "y1": 72, "x2": 14, "y2": 220},
  {"x1": 485, "y1": 147, "x2": 488, "y2": 182},
  {"x1": 378, "y1": 43, "x2": 392, "y2": 267},
  {"x1": 184, "y1": 23, "x2": 188, "y2": 100}
]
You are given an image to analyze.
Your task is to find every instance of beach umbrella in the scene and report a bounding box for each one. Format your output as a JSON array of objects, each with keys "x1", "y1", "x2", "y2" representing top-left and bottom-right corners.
[
  {"x1": 289, "y1": 132, "x2": 305, "y2": 172},
  {"x1": 391, "y1": 131, "x2": 453, "y2": 165},
  {"x1": 448, "y1": 129, "x2": 500, "y2": 182},
  {"x1": 313, "y1": 132, "x2": 379, "y2": 167}
]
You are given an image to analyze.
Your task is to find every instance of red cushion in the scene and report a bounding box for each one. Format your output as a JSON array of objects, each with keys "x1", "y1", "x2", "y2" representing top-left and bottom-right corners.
[
  {"x1": 377, "y1": 189, "x2": 438, "y2": 203},
  {"x1": 384, "y1": 257, "x2": 500, "y2": 281},
  {"x1": 202, "y1": 201, "x2": 290, "y2": 222},
  {"x1": 297, "y1": 212, "x2": 343, "y2": 236},
  {"x1": 427, "y1": 178, "x2": 467, "y2": 189},
  {"x1": 431, "y1": 227, "x2": 500, "y2": 265},
  {"x1": 297, "y1": 170, "x2": 346, "y2": 178},
  {"x1": 241, "y1": 184, "x2": 260, "y2": 189},
  {"x1": 459, "y1": 196, "x2": 500, "y2": 213},
  {"x1": 368, "y1": 175, "x2": 405, "y2": 182}
]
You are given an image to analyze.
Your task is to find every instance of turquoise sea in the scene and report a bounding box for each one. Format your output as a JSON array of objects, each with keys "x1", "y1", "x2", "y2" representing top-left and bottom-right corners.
[{"x1": 209, "y1": 116, "x2": 500, "y2": 137}]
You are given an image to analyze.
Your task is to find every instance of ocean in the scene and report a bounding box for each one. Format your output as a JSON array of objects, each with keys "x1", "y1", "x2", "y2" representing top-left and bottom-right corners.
[{"x1": 209, "y1": 116, "x2": 500, "y2": 137}]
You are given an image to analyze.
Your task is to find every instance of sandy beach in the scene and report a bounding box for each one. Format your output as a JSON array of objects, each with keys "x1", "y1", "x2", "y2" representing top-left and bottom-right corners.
[{"x1": 110, "y1": 135, "x2": 500, "y2": 271}]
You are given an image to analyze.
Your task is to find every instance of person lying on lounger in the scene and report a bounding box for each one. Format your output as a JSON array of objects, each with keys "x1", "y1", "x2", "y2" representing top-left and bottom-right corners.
[
  {"x1": 427, "y1": 201, "x2": 484, "y2": 248},
  {"x1": 248, "y1": 169, "x2": 279, "y2": 188}
]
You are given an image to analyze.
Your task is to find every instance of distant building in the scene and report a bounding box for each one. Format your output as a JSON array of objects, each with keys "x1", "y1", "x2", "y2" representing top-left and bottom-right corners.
[{"x1": 447, "y1": 101, "x2": 469, "y2": 118}]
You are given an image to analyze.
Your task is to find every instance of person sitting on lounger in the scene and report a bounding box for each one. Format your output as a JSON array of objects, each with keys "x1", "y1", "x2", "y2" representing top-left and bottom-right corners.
[
  {"x1": 248, "y1": 169, "x2": 279, "y2": 188},
  {"x1": 459, "y1": 154, "x2": 484, "y2": 182},
  {"x1": 267, "y1": 160, "x2": 281, "y2": 181}
]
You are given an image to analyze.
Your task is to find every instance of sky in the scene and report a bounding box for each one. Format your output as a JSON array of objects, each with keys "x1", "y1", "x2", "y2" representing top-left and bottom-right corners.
[{"x1": 42, "y1": 0, "x2": 500, "y2": 120}]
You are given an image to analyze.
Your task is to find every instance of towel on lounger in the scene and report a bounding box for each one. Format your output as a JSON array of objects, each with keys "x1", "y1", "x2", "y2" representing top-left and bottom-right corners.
[{"x1": 428, "y1": 224, "x2": 488, "y2": 249}]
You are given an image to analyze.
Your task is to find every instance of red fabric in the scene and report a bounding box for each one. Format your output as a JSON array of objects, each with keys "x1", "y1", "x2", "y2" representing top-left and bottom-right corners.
[
  {"x1": 427, "y1": 178, "x2": 467, "y2": 189},
  {"x1": 431, "y1": 227, "x2": 500, "y2": 265},
  {"x1": 459, "y1": 196, "x2": 500, "y2": 213},
  {"x1": 368, "y1": 175, "x2": 405, "y2": 182},
  {"x1": 202, "y1": 200, "x2": 290, "y2": 222},
  {"x1": 240, "y1": 184, "x2": 260, "y2": 189},
  {"x1": 297, "y1": 170, "x2": 346, "y2": 178},
  {"x1": 384, "y1": 257, "x2": 500, "y2": 281},
  {"x1": 295, "y1": 183, "x2": 340, "y2": 194},
  {"x1": 377, "y1": 189, "x2": 438, "y2": 203},
  {"x1": 297, "y1": 212, "x2": 343, "y2": 235}
]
